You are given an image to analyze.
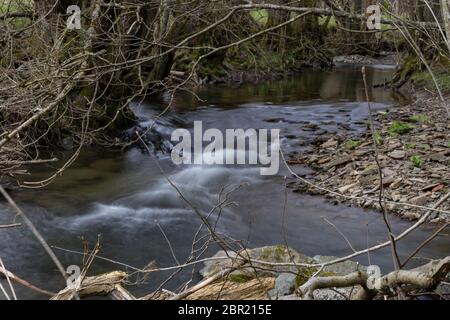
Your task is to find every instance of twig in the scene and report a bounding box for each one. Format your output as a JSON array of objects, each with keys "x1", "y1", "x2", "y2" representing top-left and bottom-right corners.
[
  {"x1": 0, "y1": 257, "x2": 16, "y2": 300},
  {"x1": 0, "y1": 265, "x2": 55, "y2": 296},
  {"x1": 0, "y1": 186, "x2": 68, "y2": 283},
  {"x1": 0, "y1": 223, "x2": 21, "y2": 229},
  {"x1": 401, "y1": 223, "x2": 449, "y2": 268},
  {"x1": 362, "y1": 66, "x2": 401, "y2": 270}
]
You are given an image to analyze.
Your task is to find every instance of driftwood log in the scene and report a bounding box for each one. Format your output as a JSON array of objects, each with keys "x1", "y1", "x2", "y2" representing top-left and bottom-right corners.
[{"x1": 51, "y1": 271, "x2": 135, "y2": 300}]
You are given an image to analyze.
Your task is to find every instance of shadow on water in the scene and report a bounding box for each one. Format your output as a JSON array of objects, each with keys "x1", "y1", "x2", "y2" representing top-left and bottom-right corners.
[{"x1": 1, "y1": 66, "x2": 448, "y2": 299}]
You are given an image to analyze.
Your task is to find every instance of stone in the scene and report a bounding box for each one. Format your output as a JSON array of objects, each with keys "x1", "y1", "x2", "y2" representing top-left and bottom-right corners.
[
  {"x1": 429, "y1": 152, "x2": 447, "y2": 162},
  {"x1": 61, "y1": 137, "x2": 75, "y2": 150},
  {"x1": 277, "y1": 294, "x2": 301, "y2": 300},
  {"x1": 268, "y1": 273, "x2": 297, "y2": 299},
  {"x1": 360, "y1": 164, "x2": 379, "y2": 176},
  {"x1": 325, "y1": 155, "x2": 353, "y2": 169},
  {"x1": 382, "y1": 176, "x2": 396, "y2": 187},
  {"x1": 388, "y1": 150, "x2": 406, "y2": 160},
  {"x1": 390, "y1": 178, "x2": 403, "y2": 189},
  {"x1": 382, "y1": 168, "x2": 395, "y2": 177},
  {"x1": 199, "y1": 251, "x2": 237, "y2": 278},
  {"x1": 354, "y1": 149, "x2": 371, "y2": 157},
  {"x1": 410, "y1": 193, "x2": 430, "y2": 206},
  {"x1": 387, "y1": 139, "x2": 402, "y2": 149},
  {"x1": 317, "y1": 157, "x2": 330, "y2": 165},
  {"x1": 321, "y1": 139, "x2": 338, "y2": 148},
  {"x1": 200, "y1": 246, "x2": 313, "y2": 279},
  {"x1": 338, "y1": 183, "x2": 358, "y2": 193},
  {"x1": 312, "y1": 287, "x2": 355, "y2": 300},
  {"x1": 312, "y1": 256, "x2": 366, "y2": 275}
]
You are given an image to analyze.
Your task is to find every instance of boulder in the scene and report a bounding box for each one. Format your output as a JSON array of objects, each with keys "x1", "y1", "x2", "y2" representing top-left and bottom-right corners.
[
  {"x1": 312, "y1": 256, "x2": 367, "y2": 275},
  {"x1": 200, "y1": 246, "x2": 313, "y2": 279},
  {"x1": 268, "y1": 273, "x2": 297, "y2": 299}
]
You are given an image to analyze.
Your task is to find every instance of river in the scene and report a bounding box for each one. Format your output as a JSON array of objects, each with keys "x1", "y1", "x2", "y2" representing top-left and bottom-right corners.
[{"x1": 1, "y1": 65, "x2": 449, "y2": 299}]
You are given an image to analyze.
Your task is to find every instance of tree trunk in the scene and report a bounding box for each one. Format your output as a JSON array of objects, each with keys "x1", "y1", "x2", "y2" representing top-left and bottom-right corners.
[{"x1": 440, "y1": 0, "x2": 450, "y2": 51}]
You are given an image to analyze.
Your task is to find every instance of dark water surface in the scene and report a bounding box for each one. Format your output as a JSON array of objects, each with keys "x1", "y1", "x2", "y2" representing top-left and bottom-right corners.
[{"x1": 1, "y1": 66, "x2": 448, "y2": 299}]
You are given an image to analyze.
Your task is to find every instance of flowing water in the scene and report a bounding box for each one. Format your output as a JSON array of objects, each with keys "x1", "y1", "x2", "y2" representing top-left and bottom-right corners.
[{"x1": 1, "y1": 66, "x2": 449, "y2": 299}]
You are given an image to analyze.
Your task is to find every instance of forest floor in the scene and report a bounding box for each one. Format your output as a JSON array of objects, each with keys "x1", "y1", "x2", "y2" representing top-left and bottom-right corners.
[{"x1": 287, "y1": 89, "x2": 450, "y2": 223}]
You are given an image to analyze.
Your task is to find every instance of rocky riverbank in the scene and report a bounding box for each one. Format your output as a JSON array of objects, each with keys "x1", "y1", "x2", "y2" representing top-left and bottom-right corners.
[
  {"x1": 185, "y1": 246, "x2": 368, "y2": 300},
  {"x1": 159, "y1": 245, "x2": 449, "y2": 300},
  {"x1": 333, "y1": 52, "x2": 402, "y2": 67},
  {"x1": 287, "y1": 90, "x2": 450, "y2": 223},
  {"x1": 47, "y1": 245, "x2": 450, "y2": 300}
]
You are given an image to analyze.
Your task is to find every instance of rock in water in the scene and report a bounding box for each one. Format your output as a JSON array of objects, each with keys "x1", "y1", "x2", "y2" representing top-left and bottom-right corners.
[
  {"x1": 199, "y1": 246, "x2": 313, "y2": 278},
  {"x1": 313, "y1": 256, "x2": 367, "y2": 275}
]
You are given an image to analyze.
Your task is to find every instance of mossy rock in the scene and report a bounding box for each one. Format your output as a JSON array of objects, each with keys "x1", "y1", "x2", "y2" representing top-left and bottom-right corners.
[
  {"x1": 312, "y1": 255, "x2": 367, "y2": 276},
  {"x1": 199, "y1": 246, "x2": 313, "y2": 279}
]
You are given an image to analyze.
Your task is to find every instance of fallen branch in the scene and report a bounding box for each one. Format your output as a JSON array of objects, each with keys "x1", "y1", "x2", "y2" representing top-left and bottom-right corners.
[
  {"x1": 300, "y1": 256, "x2": 450, "y2": 300},
  {"x1": 0, "y1": 186, "x2": 68, "y2": 283},
  {"x1": 0, "y1": 266, "x2": 55, "y2": 296},
  {"x1": 0, "y1": 158, "x2": 58, "y2": 166},
  {"x1": 0, "y1": 223, "x2": 21, "y2": 229},
  {"x1": 51, "y1": 271, "x2": 133, "y2": 300},
  {"x1": 300, "y1": 271, "x2": 369, "y2": 300}
]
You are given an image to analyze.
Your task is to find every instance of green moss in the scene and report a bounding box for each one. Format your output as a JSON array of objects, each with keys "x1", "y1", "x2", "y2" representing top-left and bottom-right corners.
[
  {"x1": 319, "y1": 15, "x2": 336, "y2": 29},
  {"x1": 274, "y1": 245, "x2": 286, "y2": 258},
  {"x1": 229, "y1": 274, "x2": 254, "y2": 283},
  {"x1": 396, "y1": 54, "x2": 420, "y2": 84},
  {"x1": 0, "y1": 0, "x2": 33, "y2": 28},
  {"x1": 250, "y1": 9, "x2": 268, "y2": 25},
  {"x1": 294, "y1": 268, "x2": 336, "y2": 287},
  {"x1": 405, "y1": 143, "x2": 416, "y2": 149},
  {"x1": 411, "y1": 71, "x2": 450, "y2": 93},
  {"x1": 260, "y1": 245, "x2": 287, "y2": 262},
  {"x1": 295, "y1": 268, "x2": 318, "y2": 287},
  {"x1": 409, "y1": 114, "x2": 431, "y2": 124},
  {"x1": 411, "y1": 155, "x2": 423, "y2": 168},
  {"x1": 373, "y1": 131, "x2": 383, "y2": 145},
  {"x1": 345, "y1": 139, "x2": 362, "y2": 150},
  {"x1": 388, "y1": 121, "x2": 415, "y2": 136}
]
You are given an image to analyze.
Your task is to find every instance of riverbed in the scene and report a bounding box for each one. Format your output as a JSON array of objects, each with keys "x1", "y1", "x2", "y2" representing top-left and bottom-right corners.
[{"x1": 1, "y1": 66, "x2": 449, "y2": 299}]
